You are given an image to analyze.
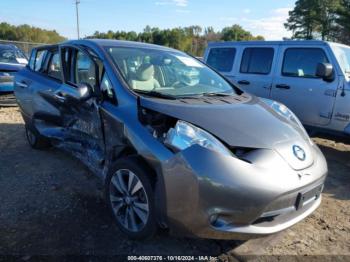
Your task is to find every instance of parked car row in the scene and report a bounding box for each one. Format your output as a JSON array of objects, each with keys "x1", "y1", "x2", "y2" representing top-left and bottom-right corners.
[
  {"x1": 0, "y1": 44, "x2": 28, "y2": 106},
  {"x1": 204, "y1": 40, "x2": 350, "y2": 136},
  {"x1": 14, "y1": 39, "x2": 327, "y2": 240}
]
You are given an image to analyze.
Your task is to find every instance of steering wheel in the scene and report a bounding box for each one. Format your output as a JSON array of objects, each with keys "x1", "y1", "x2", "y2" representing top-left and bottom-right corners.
[{"x1": 170, "y1": 81, "x2": 187, "y2": 89}]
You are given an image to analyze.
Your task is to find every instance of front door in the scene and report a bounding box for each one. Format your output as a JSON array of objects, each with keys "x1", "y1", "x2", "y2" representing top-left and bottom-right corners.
[
  {"x1": 271, "y1": 46, "x2": 338, "y2": 127},
  {"x1": 56, "y1": 46, "x2": 105, "y2": 169}
]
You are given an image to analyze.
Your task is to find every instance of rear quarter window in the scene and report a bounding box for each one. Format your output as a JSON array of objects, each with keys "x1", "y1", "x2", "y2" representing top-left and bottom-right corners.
[
  {"x1": 47, "y1": 51, "x2": 62, "y2": 81},
  {"x1": 34, "y1": 49, "x2": 48, "y2": 72},
  {"x1": 206, "y1": 48, "x2": 236, "y2": 72}
]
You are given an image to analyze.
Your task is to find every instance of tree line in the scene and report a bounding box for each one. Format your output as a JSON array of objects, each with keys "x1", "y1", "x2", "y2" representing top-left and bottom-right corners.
[
  {"x1": 0, "y1": 22, "x2": 66, "y2": 44},
  {"x1": 285, "y1": 0, "x2": 350, "y2": 44},
  {"x1": 2, "y1": 0, "x2": 350, "y2": 55},
  {"x1": 0, "y1": 21, "x2": 264, "y2": 56},
  {"x1": 86, "y1": 25, "x2": 264, "y2": 56}
]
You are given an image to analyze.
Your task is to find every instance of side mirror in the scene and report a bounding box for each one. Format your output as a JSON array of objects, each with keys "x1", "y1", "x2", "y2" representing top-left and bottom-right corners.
[
  {"x1": 76, "y1": 82, "x2": 93, "y2": 102},
  {"x1": 56, "y1": 83, "x2": 94, "y2": 105},
  {"x1": 316, "y1": 63, "x2": 334, "y2": 81}
]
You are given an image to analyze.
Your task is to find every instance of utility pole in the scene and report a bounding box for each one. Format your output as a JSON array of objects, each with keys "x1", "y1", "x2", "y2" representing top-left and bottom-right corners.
[{"x1": 75, "y1": 0, "x2": 80, "y2": 39}]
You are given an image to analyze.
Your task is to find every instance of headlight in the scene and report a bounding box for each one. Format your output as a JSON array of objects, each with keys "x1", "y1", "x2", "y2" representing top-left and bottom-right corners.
[
  {"x1": 164, "y1": 120, "x2": 233, "y2": 157},
  {"x1": 261, "y1": 99, "x2": 314, "y2": 145}
]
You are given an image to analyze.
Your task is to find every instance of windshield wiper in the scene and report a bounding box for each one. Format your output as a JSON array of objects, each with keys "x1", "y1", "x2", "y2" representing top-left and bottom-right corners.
[
  {"x1": 200, "y1": 92, "x2": 233, "y2": 97},
  {"x1": 133, "y1": 90, "x2": 177, "y2": 100}
]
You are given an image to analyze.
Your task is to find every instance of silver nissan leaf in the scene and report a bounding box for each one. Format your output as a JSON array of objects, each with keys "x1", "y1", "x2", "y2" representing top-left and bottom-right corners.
[{"x1": 14, "y1": 40, "x2": 328, "y2": 240}]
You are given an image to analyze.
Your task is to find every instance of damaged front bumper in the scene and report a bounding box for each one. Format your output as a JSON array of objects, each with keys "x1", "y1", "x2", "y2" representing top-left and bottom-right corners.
[{"x1": 161, "y1": 144, "x2": 327, "y2": 240}]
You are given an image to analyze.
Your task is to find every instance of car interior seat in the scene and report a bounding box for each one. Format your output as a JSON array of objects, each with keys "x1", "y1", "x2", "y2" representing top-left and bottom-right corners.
[
  {"x1": 48, "y1": 62, "x2": 61, "y2": 80},
  {"x1": 77, "y1": 63, "x2": 96, "y2": 88},
  {"x1": 128, "y1": 64, "x2": 160, "y2": 91}
]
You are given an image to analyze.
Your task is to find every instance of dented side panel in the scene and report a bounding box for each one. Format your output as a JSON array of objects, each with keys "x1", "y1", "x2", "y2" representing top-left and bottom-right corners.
[{"x1": 99, "y1": 100, "x2": 173, "y2": 226}]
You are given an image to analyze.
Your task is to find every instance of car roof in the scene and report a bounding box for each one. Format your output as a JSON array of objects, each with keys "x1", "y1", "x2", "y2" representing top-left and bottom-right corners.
[
  {"x1": 207, "y1": 40, "x2": 348, "y2": 48},
  {"x1": 0, "y1": 44, "x2": 18, "y2": 49},
  {"x1": 62, "y1": 39, "x2": 180, "y2": 52}
]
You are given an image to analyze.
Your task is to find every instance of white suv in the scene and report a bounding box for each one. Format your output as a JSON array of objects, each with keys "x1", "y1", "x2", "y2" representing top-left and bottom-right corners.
[{"x1": 204, "y1": 40, "x2": 350, "y2": 136}]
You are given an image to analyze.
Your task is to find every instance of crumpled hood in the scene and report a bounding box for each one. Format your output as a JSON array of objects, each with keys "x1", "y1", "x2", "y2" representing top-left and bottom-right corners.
[{"x1": 140, "y1": 94, "x2": 314, "y2": 170}]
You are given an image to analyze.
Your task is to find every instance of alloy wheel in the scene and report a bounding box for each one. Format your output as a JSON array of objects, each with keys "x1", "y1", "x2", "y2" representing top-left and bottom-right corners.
[{"x1": 109, "y1": 169, "x2": 150, "y2": 232}]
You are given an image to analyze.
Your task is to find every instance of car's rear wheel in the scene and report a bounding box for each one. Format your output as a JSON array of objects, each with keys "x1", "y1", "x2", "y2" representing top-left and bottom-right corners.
[
  {"x1": 25, "y1": 125, "x2": 50, "y2": 149},
  {"x1": 105, "y1": 157, "x2": 157, "y2": 239}
]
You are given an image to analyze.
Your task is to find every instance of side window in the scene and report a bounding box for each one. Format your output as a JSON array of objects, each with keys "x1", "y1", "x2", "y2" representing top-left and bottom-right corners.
[
  {"x1": 282, "y1": 48, "x2": 329, "y2": 78},
  {"x1": 47, "y1": 51, "x2": 62, "y2": 81},
  {"x1": 74, "y1": 51, "x2": 96, "y2": 88},
  {"x1": 207, "y1": 48, "x2": 236, "y2": 72},
  {"x1": 240, "y1": 48, "x2": 274, "y2": 75},
  {"x1": 101, "y1": 72, "x2": 116, "y2": 103},
  {"x1": 34, "y1": 50, "x2": 47, "y2": 72},
  {"x1": 28, "y1": 50, "x2": 36, "y2": 70}
]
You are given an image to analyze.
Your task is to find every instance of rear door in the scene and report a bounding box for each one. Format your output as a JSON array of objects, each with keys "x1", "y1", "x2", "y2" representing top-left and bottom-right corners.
[
  {"x1": 234, "y1": 46, "x2": 278, "y2": 98},
  {"x1": 15, "y1": 47, "x2": 50, "y2": 119},
  {"x1": 271, "y1": 45, "x2": 338, "y2": 126},
  {"x1": 31, "y1": 47, "x2": 65, "y2": 128}
]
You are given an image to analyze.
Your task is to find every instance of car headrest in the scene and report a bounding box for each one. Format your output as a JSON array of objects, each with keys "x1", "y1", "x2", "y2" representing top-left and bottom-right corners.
[{"x1": 136, "y1": 64, "x2": 154, "y2": 81}]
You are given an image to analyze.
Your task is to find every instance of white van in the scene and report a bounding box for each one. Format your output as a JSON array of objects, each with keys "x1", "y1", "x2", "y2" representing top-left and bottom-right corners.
[{"x1": 204, "y1": 40, "x2": 350, "y2": 136}]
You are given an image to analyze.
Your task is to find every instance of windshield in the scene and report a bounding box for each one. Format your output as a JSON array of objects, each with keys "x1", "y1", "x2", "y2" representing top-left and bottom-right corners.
[
  {"x1": 331, "y1": 45, "x2": 350, "y2": 75},
  {"x1": 0, "y1": 46, "x2": 28, "y2": 64},
  {"x1": 105, "y1": 46, "x2": 236, "y2": 97}
]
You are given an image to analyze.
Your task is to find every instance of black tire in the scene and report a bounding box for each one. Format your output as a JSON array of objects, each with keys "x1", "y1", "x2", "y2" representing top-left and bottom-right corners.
[
  {"x1": 105, "y1": 157, "x2": 157, "y2": 239},
  {"x1": 25, "y1": 125, "x2": 51, "y2": 149}
]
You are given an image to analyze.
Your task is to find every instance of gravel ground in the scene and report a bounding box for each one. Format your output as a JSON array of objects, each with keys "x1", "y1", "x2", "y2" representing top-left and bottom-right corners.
[{"x1": 0, "y1": 107, "x2": 349, "y2": 260}]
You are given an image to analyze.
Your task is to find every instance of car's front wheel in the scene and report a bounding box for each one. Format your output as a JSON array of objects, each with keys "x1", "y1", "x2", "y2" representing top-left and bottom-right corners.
[{"x1": 105, "y1": 157, "x2": 157, "y2": 239}]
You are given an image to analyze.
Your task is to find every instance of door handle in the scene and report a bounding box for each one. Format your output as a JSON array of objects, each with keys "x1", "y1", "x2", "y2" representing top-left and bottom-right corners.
[
  {"x1": 238, "y1": 80, "x2": 250, "y2": 85},
  {"x1": 54, "y1": 92, "x2": 66, "y2": 102},
  {"x1": 15, "y1": 81, "x2": 28, "y2": 88},
  {"x1": 275, "y1": 84, "x2": 291, "y2": 89}
]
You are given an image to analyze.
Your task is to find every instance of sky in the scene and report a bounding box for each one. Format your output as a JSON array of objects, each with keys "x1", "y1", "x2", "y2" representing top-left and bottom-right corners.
[{"x1": 1, "y1": 0, "x2": 296, "y2": 40}]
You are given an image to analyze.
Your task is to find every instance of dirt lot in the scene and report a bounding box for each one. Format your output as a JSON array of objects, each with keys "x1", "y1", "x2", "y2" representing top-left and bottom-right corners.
[{"x1": 0, "y1": 106, "x2": 349, "y2": 260}]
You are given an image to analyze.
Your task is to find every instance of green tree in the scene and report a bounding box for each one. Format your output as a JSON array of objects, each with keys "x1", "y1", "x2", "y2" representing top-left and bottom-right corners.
[
  {"x1": 285, "y1": 0, "x2": 341, "y2": 40},
  {"x1": 317, "y1": 0, "x2": 341, "y2": 40},
  {"x1": 335, "y1": 0, "x2": 350, "y2": 44},
  {"x1": 0, "y1": 22, "x2": 66, "y2": 43},
  {"x1": 221, "y1": 24, "x2": 262, "y2": 41},
  {"x1": 86, "y1": 24, "x2": 264, "y2": 56},
  {"x1": 285, "y1": 0, "x2": 319, "y2": 39}
]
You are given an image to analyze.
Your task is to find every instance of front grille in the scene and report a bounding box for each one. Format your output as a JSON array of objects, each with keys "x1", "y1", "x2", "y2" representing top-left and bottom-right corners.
[{"x1": 253, "y1": 183, "x2": 324, "y2": 226}]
